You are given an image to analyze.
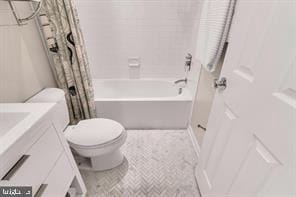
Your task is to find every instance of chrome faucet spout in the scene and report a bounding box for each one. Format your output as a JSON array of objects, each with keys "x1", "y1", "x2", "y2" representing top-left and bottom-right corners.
[{"x1": 174, "y1": 79, "x2": 187, "y2": 84}]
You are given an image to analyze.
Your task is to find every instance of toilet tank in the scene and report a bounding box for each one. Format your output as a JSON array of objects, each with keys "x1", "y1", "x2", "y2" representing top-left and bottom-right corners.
[{"x1": 26, "y1": 88, "x2": 69, "y2": 131}]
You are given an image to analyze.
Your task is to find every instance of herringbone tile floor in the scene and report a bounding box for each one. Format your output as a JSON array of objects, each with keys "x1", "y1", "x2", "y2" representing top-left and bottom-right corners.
[{"x1": 80, "y1": 130, "x2": 200, "y2": 197}]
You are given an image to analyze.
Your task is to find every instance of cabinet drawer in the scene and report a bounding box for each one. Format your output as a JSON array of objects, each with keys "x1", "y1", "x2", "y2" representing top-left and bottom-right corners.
[
  {"x1": 42, "y1": 153, "x2": 75, "y2": 197},
  {"x1": 0, "y1": 125, "x2": 63, "y2": 195}
]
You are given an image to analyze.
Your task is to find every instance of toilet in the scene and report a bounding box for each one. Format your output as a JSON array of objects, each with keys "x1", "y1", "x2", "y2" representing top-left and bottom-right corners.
[
  {"x1": 65, "y1": 118, "x2": 127, "y2": 171},
  {"x1": 27, "y1": 88, "x2": 127, "y2": 171}
]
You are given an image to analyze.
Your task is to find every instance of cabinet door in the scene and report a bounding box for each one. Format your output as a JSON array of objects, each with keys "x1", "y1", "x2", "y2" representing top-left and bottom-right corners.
[{"x1": 42, "y1": 153, "x2": 75, "y2": 197}]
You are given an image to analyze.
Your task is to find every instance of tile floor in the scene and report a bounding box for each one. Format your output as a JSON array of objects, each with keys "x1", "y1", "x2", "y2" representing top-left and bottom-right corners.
[{"x1": 80, "y1": 130, "x2": 200, "y2": 197}]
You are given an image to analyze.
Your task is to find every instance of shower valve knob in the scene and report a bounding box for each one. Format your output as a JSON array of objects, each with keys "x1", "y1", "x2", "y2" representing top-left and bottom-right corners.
[{"x1": 213, "y1": 77, "x2": 227, "y2": 91}]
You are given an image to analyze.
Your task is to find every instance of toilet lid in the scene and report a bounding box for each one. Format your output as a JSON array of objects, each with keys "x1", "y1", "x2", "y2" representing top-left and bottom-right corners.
[{"x1": 66, "y1": 118, "x2": 125, "y2": 147}]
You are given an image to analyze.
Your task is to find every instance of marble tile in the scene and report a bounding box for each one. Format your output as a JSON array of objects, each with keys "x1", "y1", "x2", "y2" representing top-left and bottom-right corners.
[{"x1": 80, "y1": 130, "x2": 200, "y2": 197}]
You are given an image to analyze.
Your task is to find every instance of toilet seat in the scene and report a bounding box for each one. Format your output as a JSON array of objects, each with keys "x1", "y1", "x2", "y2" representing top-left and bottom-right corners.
[{"x1": 65, "y1": 118, "x2": 125, "y2": 149}]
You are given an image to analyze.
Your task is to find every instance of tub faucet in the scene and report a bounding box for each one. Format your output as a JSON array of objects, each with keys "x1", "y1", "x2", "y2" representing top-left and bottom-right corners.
[
  {"x1": 174, "y1": 79, "x2": 187, "y2": 95},
  {"x1": 174, "y1": 78, "x2": 187, "y2": 85}
]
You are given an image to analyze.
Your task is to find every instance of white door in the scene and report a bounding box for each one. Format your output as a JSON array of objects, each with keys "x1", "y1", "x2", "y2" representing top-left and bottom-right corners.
[{"x1": 196, "y1": 1, "x2": 296, "y2": 196}]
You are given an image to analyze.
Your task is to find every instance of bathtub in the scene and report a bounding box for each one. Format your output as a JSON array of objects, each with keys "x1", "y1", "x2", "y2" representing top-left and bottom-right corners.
[{"x1": 93, "y1": 79, "x2": 192, "y2": 129}]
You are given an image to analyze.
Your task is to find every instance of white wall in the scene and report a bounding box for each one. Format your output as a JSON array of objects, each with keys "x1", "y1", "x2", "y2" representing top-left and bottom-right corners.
[
  {"x1": 0, "y1": 1, "x2": 56, "y2": 103},
  {"x1": 75, "y1": 0, "x2": 203, "y2": 79}
]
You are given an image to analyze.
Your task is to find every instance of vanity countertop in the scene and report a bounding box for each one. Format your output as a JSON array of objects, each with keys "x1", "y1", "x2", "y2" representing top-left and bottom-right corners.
[{"x1": 0, "y1": 103, "x2": 55, "y2": 155}]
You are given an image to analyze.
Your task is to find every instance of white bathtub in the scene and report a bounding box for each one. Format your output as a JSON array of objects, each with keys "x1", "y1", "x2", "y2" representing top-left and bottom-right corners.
[{"x1": 93, "y1": 79, "x2": 192, "y2": 129}]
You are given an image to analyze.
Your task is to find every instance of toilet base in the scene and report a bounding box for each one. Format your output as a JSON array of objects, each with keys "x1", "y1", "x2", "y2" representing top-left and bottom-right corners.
[
  {"x1": 91, "y1": 150, "x2": 124, "y2": 171},
  {"x1": 76, "y1": 150, "x2": 124, "y2": 171}
]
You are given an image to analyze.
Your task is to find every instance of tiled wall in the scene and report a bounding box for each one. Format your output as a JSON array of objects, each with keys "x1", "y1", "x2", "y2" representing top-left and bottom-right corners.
[
  {"x1": 75, "y1": 0, "x2": 202, "y2": 79},
  {"x1": 0, "y1": 1, "x2": 56, "y2": 102}
]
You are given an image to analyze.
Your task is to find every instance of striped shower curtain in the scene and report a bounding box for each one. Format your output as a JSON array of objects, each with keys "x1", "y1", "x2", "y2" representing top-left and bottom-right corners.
[{"x1": 39, "y1": 0, "x2": 96, "y2": 124}]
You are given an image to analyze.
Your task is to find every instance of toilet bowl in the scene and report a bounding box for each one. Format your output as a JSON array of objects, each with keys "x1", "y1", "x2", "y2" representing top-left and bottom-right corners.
[
  {"x1": 65, "y1": 118, "x2": 127, "y2": 171},
  {"x1": 26, "y1": 88, "x2": 127, "y2": 171}
]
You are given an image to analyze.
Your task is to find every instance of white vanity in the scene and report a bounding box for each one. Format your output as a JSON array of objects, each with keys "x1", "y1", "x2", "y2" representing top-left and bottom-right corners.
[{"x1": 0, "y1": 103, "x2": 86, "y2": 197}]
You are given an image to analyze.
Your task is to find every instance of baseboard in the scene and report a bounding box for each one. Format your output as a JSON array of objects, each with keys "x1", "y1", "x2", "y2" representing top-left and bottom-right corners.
[{"x1": 187, "y1": 125, "x2": 201, "y2": 159}]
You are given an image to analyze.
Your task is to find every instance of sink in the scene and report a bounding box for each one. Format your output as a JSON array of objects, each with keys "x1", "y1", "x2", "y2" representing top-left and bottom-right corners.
[
  {"x1": 0, "y1": 103, "x2": 56, "y2": 155},
  {"x1": 0, "y1": 112, "x2": 30, "y2": 138}
]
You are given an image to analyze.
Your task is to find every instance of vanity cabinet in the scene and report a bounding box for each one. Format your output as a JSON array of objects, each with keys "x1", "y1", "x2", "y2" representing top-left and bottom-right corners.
[
  {"x1": 0, "y1": 105, "x2": 86, "y2": 197},
  {"x1": 1, "y1": 124, "x2": 65, "y2": 195},
  {"x1": 42, "y1": 153, "x2": 75, "y2": 197}
]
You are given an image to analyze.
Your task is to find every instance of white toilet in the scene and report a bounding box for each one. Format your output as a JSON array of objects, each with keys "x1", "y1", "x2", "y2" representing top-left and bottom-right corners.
[
  {"x1": 65, "y1": 118, "x2": 127, "y2": 171},
  {"x1": 27, "y1": 88, "x2": 127, "y2": 171}
]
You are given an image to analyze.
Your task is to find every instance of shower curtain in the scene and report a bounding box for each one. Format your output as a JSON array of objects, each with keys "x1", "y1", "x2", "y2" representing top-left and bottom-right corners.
[{"x1": 40, "y1": 0, "x2": 96, "y2": 124}]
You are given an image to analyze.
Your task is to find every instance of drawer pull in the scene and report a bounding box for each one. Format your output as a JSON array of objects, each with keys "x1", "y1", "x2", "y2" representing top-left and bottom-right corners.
[
  {"x1": 34, "y1": 184, "x2": 48, "y2": 197},
  {"x1": 1, "y1": 155, "x2": 30, "y2": 180}
]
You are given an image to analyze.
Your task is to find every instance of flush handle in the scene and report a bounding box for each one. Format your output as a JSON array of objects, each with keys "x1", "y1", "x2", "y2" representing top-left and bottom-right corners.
[{"x1": 213, "y1": 77, "x2": 227, "y2": 91}]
